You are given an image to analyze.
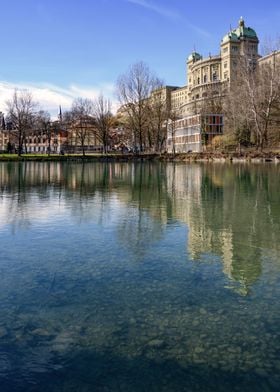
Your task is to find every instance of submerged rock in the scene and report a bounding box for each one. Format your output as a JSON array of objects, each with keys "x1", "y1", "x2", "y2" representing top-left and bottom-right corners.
[
  {"x1": 31, "y1": 328, "x2": 51, "y2": 337},
  {"x1": 0, "y1": 327, "x2": 8, "y2": 338},
  {"x1": 146, "y1": 339, "x2": 166, "y2": 349}
]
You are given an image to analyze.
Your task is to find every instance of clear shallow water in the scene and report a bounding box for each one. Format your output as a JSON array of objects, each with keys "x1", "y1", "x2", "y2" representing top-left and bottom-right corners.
[{"x1": 0, "y1": 161, "x2": 280, "y2": 391}]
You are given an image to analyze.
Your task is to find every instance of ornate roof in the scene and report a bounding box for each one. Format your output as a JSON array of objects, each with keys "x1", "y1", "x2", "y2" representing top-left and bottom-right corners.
[
  {"x1": 222, "y1": 17, "x2": 258, "y2": 44},
  {"x1": 187, "y1": 52, "x2": 203, "y2": 62}
]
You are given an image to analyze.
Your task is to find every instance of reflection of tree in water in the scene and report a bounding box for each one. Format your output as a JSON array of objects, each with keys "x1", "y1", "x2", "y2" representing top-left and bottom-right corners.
[
  {"x1": 0, "y1": 162, "x2": 65, "y2": 232},
  {"x1": 2, "y1": 163, "x2": 32, "y2": 232},
  {"x1": 1, "y1": 161, "x2": 279, "y2": 294},
  {"x1": 0, "y1": 162, "x2": 171, "y2": 251},
  {"x1": 229, "y1": 241, "x2": 262, "y2": 296},
  {"x1": 115, "y1": 163, "x2": 170, "y2": 256}
]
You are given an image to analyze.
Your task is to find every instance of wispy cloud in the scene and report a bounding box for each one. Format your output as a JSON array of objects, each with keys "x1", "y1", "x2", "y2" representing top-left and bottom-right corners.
[
  {"x1": 0, "y1": 81, "x2": 118, "y2": 119},
  {"x1": 126, "y1": 0, "x2": 181, "y2": 20},
  {"x1": 125, "y1": 0, "x2": 211, "y2": 37},
  {"x1": 187, "y1": 22, "x2": 212, "y2": 39}
]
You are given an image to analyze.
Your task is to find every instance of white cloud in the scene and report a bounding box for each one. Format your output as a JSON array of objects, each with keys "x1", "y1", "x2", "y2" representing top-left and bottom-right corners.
[{"x1": 0, "y1": 81, "x2": 118, "y2": 119}]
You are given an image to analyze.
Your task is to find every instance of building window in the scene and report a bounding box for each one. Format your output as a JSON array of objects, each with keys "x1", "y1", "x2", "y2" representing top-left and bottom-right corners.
[
  {"x1": 197, "y1": 77, "x2": 200, "y2": 85},
  {"x1": 223, "y1": 47, "x2": 228, "y2": 53},
  {"x1": 224, "y1": 72, "x2": 228, "y2": 79},
  {"x1": 212, "y1": 72, "x2": 217, "y2": 81},
  {"x1": 251, "y1": 44, "x2": 256, "y2": 51},
  {"x1": 203, "y1": 75, "x2": 207, "y2": 83},
  {"x1": 224, "y1": 62, "x2": 227, "y2": 68},
  {"x1": 232, "y1": 45, "x2": 238, "y2": 52}
]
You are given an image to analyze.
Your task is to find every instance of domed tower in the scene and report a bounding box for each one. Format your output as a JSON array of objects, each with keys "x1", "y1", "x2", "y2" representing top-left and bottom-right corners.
[
  {"x1": 220, "y1": 17, "x2": 259, "y2": 83},
  {"x1": 186, "y1": 52, "x2": 203, "y2": 88}
]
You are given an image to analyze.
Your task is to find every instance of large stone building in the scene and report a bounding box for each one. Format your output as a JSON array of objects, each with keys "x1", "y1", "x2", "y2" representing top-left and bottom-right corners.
[
  {"x1": 118, "y1": 17, "x2": 277, "y2": 153},
  {"x1": 258, "y1": 49, "x2": 280, "y2": 67},
  {"x1": 165, "y1": 17, "x2": 265, "y2": 152},
  {"x1": 168, "y1": 17, "x2": 259, "y2": 117}
]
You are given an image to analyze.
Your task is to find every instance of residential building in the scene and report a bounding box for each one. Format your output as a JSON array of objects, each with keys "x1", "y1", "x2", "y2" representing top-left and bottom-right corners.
[
  {"x1": 64, "y1": 115, "x2": 103, "y2": 153},
  {"x1": 0, "y1": 122, "x2": 68, "y2": 154},
  {"x1": 167, "y1": 114, "x2": 223, "y2": 153}
]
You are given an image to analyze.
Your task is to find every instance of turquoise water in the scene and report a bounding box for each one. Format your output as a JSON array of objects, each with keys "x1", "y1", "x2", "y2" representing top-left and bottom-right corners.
[{"x1": 0, "y1": 161, "x2": 280, "y2": 391}]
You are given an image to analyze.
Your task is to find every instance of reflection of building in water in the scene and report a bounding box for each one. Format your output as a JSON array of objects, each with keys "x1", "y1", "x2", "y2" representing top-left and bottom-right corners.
[
  {"x1": 0, "y1": 161, "x2": 64, "y2": 187},
  {"x1": 1, "y1": 161, "x2": 274, "y2": 295},
  {"x1": 166, "y1": 163, "x2": 211, "y2": 259},
  {"x1": 166, "y1": 164, "x2": 263, "y2": 295},
  {"x1": 221, "y1": 230, "x2": 234, "y2": 278},
  {"x1": 166, "y1": 163, "x2": 202, "y2": 221}
]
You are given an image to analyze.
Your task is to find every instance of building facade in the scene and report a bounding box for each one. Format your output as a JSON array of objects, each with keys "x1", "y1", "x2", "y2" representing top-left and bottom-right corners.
[
  {"x1": 162, "y1": 17, "x2": 263, "y2": 152},
  {"x1": 0, "y1": 122, "x2": 68, "y2": 154},
  {"x1": 167, "y1": 114, "x2": 223, "y2": 153},
  {"x1": 258, "y1": 49, "x2": 280, "y2": 68},
  {"x1": 0, "y1": 112, "x2": 108, "y2": 154},
  {"x1": 170, "y1": 17, "x2": 259, "y2": 117}
]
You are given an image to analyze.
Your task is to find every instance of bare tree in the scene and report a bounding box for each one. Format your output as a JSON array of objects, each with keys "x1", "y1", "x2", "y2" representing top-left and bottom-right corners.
[
  {"x1": 224, "y1": 52, "x2": 280, "y2": 150},
  {"x1": 147, "y1": 83, "x2": 169, "y2": 153},
  {"x1": 117, "y1": 61, "x2": 160, "y2": 152},
  {"x1": 222, "y1": 65, "x2": 254, "y2": 151},
  {"x1": 70, "y1": 98, "x2": 95, "y2": 156},
  {"x1": 92, "y1": 94, "x2": 113, "y2": 153},
  {"x1": 243, "y1": 58, "x2": 279, "y2": 149},
  {"x1": 6, "y1": 90, "x2": 37, "y2": 156},
  {"x1": 168, "y1": 107, "x2": 180, "y2": 155},
  {"x1": 200, "y1": 86, "x2": 223, "y2": 115},
  {"x1": 36, "y1": 110, "x2": 52, "y2": 156},
  {"x1": 258, "y1": 49, "x2": 280, "y2": 146}
]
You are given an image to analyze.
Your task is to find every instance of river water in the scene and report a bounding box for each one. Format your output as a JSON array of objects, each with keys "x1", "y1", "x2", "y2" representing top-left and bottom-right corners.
[{"x1": 0, "y1": 161, "x2": 279, "y2": 391}]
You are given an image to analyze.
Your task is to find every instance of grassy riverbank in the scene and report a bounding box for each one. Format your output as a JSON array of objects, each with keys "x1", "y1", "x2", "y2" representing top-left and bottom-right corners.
[
  {"x1": 0, "y1": 153, "x2": 155, "y2": 162},
  {"x1": 0, "y1": 150, "x2": 279, "y2": 162}
]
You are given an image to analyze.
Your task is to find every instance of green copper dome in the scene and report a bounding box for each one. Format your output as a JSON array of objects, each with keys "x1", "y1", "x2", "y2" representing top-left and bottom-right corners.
[
  {"x1": 222, "y1": 18, "x2": 258, "y2": 44},
  {"x1": 187, "y1": 52, "x2": 202, "y2": 62},
  {"x1": 222, "y1": 32, "x2": 239, "y2": 44}
]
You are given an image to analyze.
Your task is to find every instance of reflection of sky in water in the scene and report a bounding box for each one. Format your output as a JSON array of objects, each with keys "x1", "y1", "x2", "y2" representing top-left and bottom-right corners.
[
  {"x1": 0, "y1": 162, "x2": 280, "y2": 391},
  {"x1": 0, "y1": 192, "x2": 127, "y2": 231}
]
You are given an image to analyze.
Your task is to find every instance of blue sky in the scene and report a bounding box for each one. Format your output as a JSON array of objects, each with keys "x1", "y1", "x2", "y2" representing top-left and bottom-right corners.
[{"x1": 0, "y1": 0, "x2": 279, "y2": 116}]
